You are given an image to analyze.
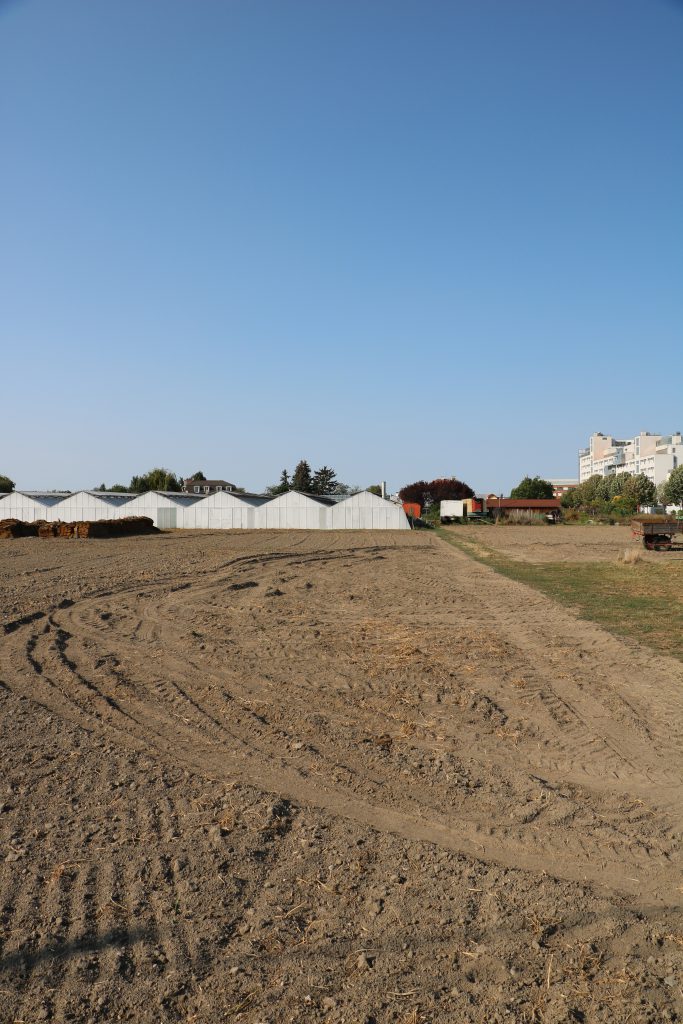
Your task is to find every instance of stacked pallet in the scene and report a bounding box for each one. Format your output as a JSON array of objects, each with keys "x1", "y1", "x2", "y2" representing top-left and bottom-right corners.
[
  {"x1": 55, "y1": 517, "x2": 158, "y2": 538},
  {"x1": 1, "y1": 518, "x2": 157, "y2": 539},
  {"x1": 0, "y1": 519, "x2": 39, "y2": 538},
  {"x1": 116, "y1": 516, "x2": 157, "y2": 535}
]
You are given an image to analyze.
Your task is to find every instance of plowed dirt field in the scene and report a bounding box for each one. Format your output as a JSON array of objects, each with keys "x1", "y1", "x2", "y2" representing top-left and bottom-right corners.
[
  {"x1": 457, "y1": 523, "x2": 681, "y2": 562},
  {"x1": 1, "y1": 531, "x2": 682, "y2": 1023}
]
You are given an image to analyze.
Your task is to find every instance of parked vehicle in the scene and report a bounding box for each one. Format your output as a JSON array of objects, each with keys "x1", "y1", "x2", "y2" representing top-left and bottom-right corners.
[
  {"x1": 631, "y1": 515, "x2": 683, "y2": 551},
  {"x1": 440, "y1": 497, "x2": 488, "y2": 523},
  {"x1": 440, "y1": 500, "x2": 465, "y2": 523}
]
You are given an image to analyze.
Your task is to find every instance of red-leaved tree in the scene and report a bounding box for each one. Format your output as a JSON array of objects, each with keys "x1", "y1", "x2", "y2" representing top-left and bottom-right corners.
[
  {"x1": 397, "y1": 480, "x2": 430, "y2": 506},
  {"x1": 398, "y1": 477, "x2": 474, "y2": 507}
]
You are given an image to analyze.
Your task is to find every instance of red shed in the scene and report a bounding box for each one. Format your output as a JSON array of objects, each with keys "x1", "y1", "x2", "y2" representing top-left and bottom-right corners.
[{"x1": 402, "y1": 502, "x2": 421, "y2": 519}]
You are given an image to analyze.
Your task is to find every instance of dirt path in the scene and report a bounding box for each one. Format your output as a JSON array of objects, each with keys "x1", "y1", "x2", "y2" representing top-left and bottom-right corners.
[{"x1": 1, "y1": 531, "x2": 682, "y2": 1022}]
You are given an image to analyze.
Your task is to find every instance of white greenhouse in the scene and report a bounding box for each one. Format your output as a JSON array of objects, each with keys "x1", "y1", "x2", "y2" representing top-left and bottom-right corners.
[
  {"x1": 45, "y1": 490, "x2": 135, "y2": 523},
  {"x1": 118, "y1": 491, "x2": 204, "y2": 529},
  {"x1": 188, "y1": 490, "x2": 266, "y2": 530},
  {"x1": 0, "y1": 491, "x2": 71, "y2": 522},
  {"x1": 1, "y1": 487, "x2": 411, "y2": 531},
  {"x1": 254, "y1": 491, "x2": 335, "y2": 530},
  {"x1": 328, "y1": 490, "x2": 410, "y2": 530}
]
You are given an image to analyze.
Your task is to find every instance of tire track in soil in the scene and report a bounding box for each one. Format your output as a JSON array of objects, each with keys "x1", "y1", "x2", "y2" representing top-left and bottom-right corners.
[
  {"x1": 436, "y1": 542, "x2": 683, "y2": 798},
  {"x1": 3, "y1": 531, "x2": 683, "y2": 1022},
  {"x1": 3, "y1": 626, "x2": 677, "y2": 901},
  {"x1": 2, "y1": 535, "x2": 682, "y2": 909},
  {"x1": 442, "y1": 543, "x2": 683, "y2": 761},
  {"x1": 43, "y1": 752, "x2": 122, "y2": 1022}
]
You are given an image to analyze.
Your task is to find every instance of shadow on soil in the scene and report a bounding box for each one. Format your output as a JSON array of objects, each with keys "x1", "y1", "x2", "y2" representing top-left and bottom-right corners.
[{"x1": 0, "y1": 925, "x2": 152, "y2": 974}]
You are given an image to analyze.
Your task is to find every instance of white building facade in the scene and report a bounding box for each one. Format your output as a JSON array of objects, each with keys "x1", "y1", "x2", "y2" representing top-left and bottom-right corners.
[{"x1": 579, "y1": 432, "x2": 683, "y2": 487}]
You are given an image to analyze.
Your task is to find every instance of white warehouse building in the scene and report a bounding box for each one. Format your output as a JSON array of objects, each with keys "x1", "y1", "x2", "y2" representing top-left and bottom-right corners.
[{"x1": 0, "y1": 489, "x2": 410, "y2": 530}]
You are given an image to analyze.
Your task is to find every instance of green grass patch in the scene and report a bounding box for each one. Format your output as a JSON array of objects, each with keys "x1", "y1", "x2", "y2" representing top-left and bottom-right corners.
[{"x1": 437, "y1": 527, "x2": 683, "y2": 663}]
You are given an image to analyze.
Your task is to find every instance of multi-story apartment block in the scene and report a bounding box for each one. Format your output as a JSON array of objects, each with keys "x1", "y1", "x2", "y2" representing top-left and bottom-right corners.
[{"x1": 579, "y1": 432, "x2": 682, "y2": 487}]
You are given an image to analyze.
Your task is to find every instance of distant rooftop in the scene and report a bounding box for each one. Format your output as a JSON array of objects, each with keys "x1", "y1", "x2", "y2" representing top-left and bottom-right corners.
[{"x1": 2, "y1": 491, "x2": 72, "y2": 504}]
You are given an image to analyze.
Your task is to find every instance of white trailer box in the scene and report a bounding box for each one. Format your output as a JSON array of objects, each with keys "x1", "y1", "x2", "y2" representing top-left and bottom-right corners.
[{"x1": 440, "y1": 500, "x2": 465, "y2": 522}]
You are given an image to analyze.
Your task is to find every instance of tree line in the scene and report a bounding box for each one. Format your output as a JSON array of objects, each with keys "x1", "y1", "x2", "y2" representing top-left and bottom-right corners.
[
  {"x1": 0, "y1": 464, "x2": 374, "y2": 497},
  {"x1": 94, "y1": 464, "x2": 369, "y2": 496},
  {"x1": 266, "y1": 461, "x2": 368, "y2": 496},
  {"x1": 561, "y1": 472, "x2": 656, "y2": 514},
  {"x1": 5, "y1": 464, "x2": 681, "y2": 508}
]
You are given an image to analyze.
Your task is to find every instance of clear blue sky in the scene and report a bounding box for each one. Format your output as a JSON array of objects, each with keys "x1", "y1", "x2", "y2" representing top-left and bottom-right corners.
[{"x1": 1, "y1": 0, "x2": 681, "y2": 494}]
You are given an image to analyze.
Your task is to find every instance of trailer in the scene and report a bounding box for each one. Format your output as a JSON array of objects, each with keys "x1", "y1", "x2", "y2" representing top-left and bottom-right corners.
[
  {"x1": 631, "y1": 515, "x2": 683, "y2": 551},
  {"x1": 440, "y1": 500, "x2": 464, "y2": 523},
  {"x1": 440, "y1": 497, "x2": 487, "y2": 523}
]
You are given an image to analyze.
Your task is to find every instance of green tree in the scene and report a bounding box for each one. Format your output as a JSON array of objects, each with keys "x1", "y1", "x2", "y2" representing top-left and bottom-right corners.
[
  {"x1": 607, "y1": 474, "x2": 628, "y2": 497},
  {"x1": 189, "y1": 471, "x2": 206, "y2": 481},
  {"x1": 662, "y1": 466, "x2": 683, "y2": 505},
  {"x1": 312, "y1": 465, "x2": 338, "y2": 495},
  {"x1": 291, "y1": 460, "x2": 313, "y2": 493},
  {"x1": 129, "y1": 468, "x2": 181, "y2": 493},
  {"x1": 510, "y1": 476, "x2": 554, "y2": 499},
  {"x1": 266, "y1": 469, "x2": 290, "y2": 496},
  {"x1": 331, "y1": 481, "x2": 359, "y2": 496},
  {"x1": 367, "y1": 485, "x2": 382, "y2": 496},
  {"x1": 622, "y1": 473, "x2": 656, "y2": 506},
  {"x1": 561, "y1": 486, "x2": 582, "y2": 509},
  {"x1": 0, "y1": 474, "x2": 15, "y2": 493},
  {"x1": 595, "y1": 476, "x2": 612, "y2": 502},
  {"x1": 562, "y1": 474, "x2": 604, "y2": 510},
  {"x1": 93, "y1": 482, "x2": 129, "y2": 492}
]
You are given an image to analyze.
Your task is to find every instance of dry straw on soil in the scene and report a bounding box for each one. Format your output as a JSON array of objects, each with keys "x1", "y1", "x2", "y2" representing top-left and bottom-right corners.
[{"x1": 617, "y1": 547, "x2": 642, "y2": 565}]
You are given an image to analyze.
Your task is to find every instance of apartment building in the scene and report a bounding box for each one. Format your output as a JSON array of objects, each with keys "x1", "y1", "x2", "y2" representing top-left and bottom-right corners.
[{"x1": 579, "y1": 432, "x2": 682, "y2": 487}]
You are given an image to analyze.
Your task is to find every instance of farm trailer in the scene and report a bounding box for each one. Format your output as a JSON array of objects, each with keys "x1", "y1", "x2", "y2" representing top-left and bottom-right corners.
[{"x1": 631, "y1": 516, "x2": 683, "y2": 551}]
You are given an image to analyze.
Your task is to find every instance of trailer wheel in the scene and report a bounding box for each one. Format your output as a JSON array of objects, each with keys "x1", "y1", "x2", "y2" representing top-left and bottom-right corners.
[
  {"x1": 644, "y1": 536, "x2": 655, "y2": 550},
  {"x1": 655, "y1": 536, "x2": 672, "y2": 551}
]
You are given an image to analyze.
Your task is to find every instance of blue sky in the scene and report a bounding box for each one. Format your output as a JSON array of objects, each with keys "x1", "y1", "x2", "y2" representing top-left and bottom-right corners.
[{"x1": 1, "y1": 0, "x2": 681, "y2": 493}]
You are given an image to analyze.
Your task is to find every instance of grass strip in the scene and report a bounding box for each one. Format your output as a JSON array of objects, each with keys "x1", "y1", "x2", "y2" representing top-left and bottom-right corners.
[{"x1": 436, "y1": 527, "x2": 683, "y2": 663}]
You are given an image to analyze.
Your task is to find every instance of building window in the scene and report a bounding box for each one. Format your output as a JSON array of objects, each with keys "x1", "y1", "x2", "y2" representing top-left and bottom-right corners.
[{"x1": 194, "y1": 486, "x2": 200, "y2": 493}]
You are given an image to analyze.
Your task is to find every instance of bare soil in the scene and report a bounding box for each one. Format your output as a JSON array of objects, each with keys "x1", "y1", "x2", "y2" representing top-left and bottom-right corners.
[
  {"x1": 456, "y1": 523, "x2": 682, "y2": 563},
  {"x1": 1, "y1": 531, "x2": 682, "y2": 1023}
]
